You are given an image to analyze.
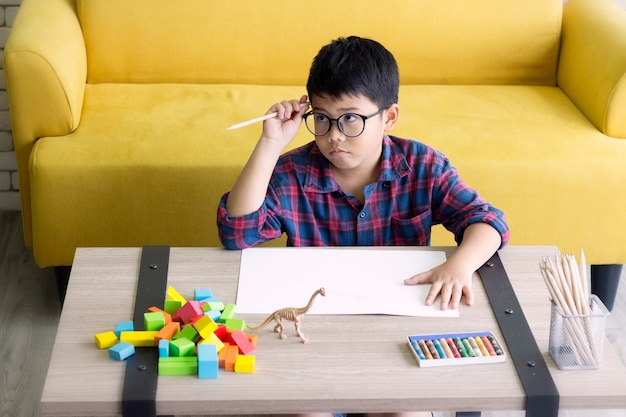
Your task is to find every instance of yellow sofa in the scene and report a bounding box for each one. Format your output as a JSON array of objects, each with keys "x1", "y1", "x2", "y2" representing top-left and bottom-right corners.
[{"x1": 5, "y1": 0, "x2": 626, "y2": 268}]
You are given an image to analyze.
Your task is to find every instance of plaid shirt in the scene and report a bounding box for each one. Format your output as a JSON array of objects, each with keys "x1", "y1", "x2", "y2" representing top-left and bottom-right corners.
[{"x1": 217, "y1": 135, "x2": 509, "y2": 249}]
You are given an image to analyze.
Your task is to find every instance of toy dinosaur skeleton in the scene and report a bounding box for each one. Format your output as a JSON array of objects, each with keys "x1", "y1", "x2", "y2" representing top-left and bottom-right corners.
[{"x1": 247, "y1": 287, "x2": 326, "y2": 343}]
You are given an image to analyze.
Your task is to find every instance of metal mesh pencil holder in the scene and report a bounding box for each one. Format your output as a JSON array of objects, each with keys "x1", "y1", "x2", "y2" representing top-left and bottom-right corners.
[{"x1": 549, "y1": 294, "x2": 609, "y2": 370}]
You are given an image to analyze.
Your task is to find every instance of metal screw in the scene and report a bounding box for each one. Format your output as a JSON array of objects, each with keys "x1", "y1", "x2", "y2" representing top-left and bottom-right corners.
[
  {"x1": 486, "y1": 262, "x2": 494, "y2": 267},
  {"x1": 150, "y1": 264, "x2": 158, "y2": 270},
  {"x1": 527, "y1": 361, "x2": 536, "y2": 367},
  {"x1": 138, "y1": 364, "x2": 148, "y2": 371},
  {"x1": 505, "y1": 308, "x2": 514, "y2": 314}
]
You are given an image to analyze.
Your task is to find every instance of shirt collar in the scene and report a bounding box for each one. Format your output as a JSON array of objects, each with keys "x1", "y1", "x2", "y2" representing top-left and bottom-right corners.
[{"x1": 304, "y1": 135, "x2": 411, "y2": 193}]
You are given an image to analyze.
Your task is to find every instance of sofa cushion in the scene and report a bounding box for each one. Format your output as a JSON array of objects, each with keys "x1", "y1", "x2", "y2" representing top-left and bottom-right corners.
[
  {"x1": 29, "y1": 83, "x2": 626, "y2": 265},
  {"x1": 77, "y1": 0, "x2": 562, "y2": 86}
]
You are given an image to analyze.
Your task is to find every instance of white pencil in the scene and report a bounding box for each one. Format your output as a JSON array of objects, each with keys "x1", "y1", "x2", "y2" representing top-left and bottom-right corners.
[
  {"x1": 226, "y1": 102, "x2": 310, "y2": 131},
  {"x1": 226, "y1": 112, "x2": 279, "y2": 131}
]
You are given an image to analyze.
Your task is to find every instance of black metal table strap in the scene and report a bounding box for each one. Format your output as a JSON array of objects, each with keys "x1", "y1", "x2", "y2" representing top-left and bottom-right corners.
[
  {"x1": 122, "y1": 246, "x2": 173, "y2": 417},
  {"x1": 478, "y1": 252, "x2": 560, "y2": 417}
]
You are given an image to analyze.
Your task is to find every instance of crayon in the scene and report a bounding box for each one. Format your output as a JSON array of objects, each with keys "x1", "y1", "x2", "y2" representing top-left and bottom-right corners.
[
  {"x1": 488, "y1": 335, "x2": 504, "y2": 355},
  {"x1": 439, "y1": 338, "x2": 455, "y2": 359},
  {"x1": 462, "y1": 338, "x2": 476, "y2": 357},
  {"x1": 411, "y1": 340, "x2": 426, "y2": 360},
  {"x1": 474, "y1": 336, "x2": 490, "y2": 356},
  {"x1": 467, "y1": 337, "x2": 482, "y2": 357},
  {"x1": 446, "y1": 338, "x2": 461, "y2": 358},
  {"x1": 481, "y1": 336, "x2": 497, "y2": 356},
  {"x1": 425, "y1": 339, "x2": 440, "y2": 359},
  {"x1": 454, "y1": 337, "x2": 469, "y2": 357},
  {"x1": 432, "y1": 339, "x2": 447, "y2": 359},
  {"x1": 418, "y1": 339, "x2": 433, "y2": 360}
]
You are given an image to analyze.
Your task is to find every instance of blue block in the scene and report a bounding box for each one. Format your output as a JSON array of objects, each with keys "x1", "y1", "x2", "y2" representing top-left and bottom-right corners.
[
  {"x1": 158, "y1": 339, "x2": 170, "y2": 358},
  {"x1": 109, "y1": 342, "x2": 135, "y2": 361},
  {"x1": 204, "y1": 309, "x2": 222, "y2": 322},
  {"x1": 197, "y1": 343, "x2": 219, "y2": 379},
  {"x1": 194, "y1": 288, "x2": 214, "y2": 301},
  {"x1": 114, "y1": 320, "x2": 134, "y2": 338}
]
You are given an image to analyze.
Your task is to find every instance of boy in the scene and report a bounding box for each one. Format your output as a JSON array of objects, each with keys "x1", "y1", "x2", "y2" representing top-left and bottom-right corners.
[{"x1": 217, "y1": 36, "x2": 509, "y2": 313}]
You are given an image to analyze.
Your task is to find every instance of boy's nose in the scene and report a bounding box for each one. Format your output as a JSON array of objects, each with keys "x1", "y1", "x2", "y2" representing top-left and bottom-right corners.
[{"x1": 327, "y1": 122, "x2": 346, "y2": 142}]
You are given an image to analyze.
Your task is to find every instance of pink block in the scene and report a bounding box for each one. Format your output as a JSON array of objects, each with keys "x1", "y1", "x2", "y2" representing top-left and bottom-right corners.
[
  {"x1": 172, "y1": 300, "x2": 204, "y2": 324},
  {"x1": 228, "y1": 330, "x2": 255, "y2": 355}
]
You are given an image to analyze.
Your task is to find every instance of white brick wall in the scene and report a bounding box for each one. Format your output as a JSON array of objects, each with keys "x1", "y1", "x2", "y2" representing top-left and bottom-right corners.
[{"x1": 0, "y1": 0, "x2": 21, "y2": 210}]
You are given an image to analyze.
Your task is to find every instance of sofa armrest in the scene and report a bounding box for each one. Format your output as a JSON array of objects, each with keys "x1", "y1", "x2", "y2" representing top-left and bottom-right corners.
[
  {"x1": 4, "y1": 0, "x2": 86, "y2": 247},
  {"x1": 558, "y1": 0, "x2": 626, "y2": 138}
]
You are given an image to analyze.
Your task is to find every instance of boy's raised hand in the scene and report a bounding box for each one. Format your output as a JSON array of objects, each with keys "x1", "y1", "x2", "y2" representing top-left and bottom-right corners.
[{"x1": 261, "y1": 96, "x2": 309, "y2": 148}]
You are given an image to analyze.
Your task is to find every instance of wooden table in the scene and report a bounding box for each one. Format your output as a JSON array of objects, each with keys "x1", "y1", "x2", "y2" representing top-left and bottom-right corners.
[{"x1": 41, "y1": 246, "x2": 626, "y2": 416}]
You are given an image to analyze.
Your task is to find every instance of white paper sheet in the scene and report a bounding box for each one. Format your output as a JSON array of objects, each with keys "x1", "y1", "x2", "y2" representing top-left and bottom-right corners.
[{"x1": 236, "y1": 247, "x2": 458, "y2": 317}]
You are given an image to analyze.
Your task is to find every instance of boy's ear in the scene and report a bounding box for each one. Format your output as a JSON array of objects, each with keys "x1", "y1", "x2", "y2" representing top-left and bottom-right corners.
[{"x1": 383, "y1": 104, "x2": 400, "y2": 131}]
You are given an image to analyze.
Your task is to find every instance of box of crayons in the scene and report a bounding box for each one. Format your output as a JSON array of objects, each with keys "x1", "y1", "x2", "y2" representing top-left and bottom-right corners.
[{"x1": 407, "y1": 331, "x2": 506, "y2": 367}]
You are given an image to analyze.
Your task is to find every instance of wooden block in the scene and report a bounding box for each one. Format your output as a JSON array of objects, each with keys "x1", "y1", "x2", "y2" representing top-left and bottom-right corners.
[
  {"x1": 173, "y1": 324, "x2": 199, "y2": 343},
  {"x1": 114, "y1": 320, "x2": 134, "y2": 338},
  {"x1": 166, "y1": 285, "x2": 187, "y2": 304},
  {"x1": 158, "y1": 339, "x2": 170, "y2": 358},
  {"x1": 214, "y1": 324, "x2": 228, "y2": 341},
  {"x1": 163, "y1": 299, "x2": 182, "y2": 315},
  {"x1": 144, "y1": 311, "x2": 166, "y2": 331},
  {"x1": 224, "y1": 318, "x2": 246, "y2": 331},
  {"x1": 228, "y1": 330, "x2": 255, "y2": 355},
  {"x1": 246, "y1": 333, "x2": 258, "y2": 347},
  {"x1": 148, "y1": 306, "x2": 172, "y2": 324},
  {"x1": 219, "y1": 303, "x2": 236, "y2": 323},
  {"x1": 155, "y1": 321, "x2": 180, "y2": 341},
  {"x1": 202, "y1": 300, "x2": 225, "y2": 312},
  {"x1": 204, "y1": 309, "x2": 222, "y2": 322},
  {"x1": 120, "y1": 331, "x2": 159, "y2": 347},
  {"x1": 95, "y1": 331, "x2": 118, "y2": 349},
  {"x1": 158, "y1": 357, "x2": 197, "y2": 376},
  {"x1": 197, "y1": 343, "x2": 219, "y2": 379},
  {"x1": 172, "y1": 300, "x2": 204, "y2": 324},
  {"x1": 169, "y1": 337, "x2": 196, "y2": 357},
  {"x1": 193, "y1": 315, "x2": 218, "y2": 339},
  {"x1": 199, "y1": 332, "x2": 225, "y2": 352},
  {"x1": 224, "y1": 344, "x2": 239, "y2": 371},
  {"x1": 234, "y1": 355, "x2": 255, "y2": 373},
  {"x1": 218, "y1": 342, "x2": 230, "y2": 368},
  {"x1": 109, "y1": 342, "x2": 135, "y2": 360},
  {"x1": 194, "y1": 288, "x2": 214, "y2": 301}
]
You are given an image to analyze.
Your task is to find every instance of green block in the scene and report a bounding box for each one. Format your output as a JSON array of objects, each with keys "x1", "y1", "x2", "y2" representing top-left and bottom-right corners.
[
  {"x1": 144, "y1": 312, "x2": 166, "y2": 331},
  {"x1": 224, "y1": 318, "x2": 246, "y2": 331},
  {"x1": 219, "y1": 303, "x2": 236, "y2": 323},
  {"x1": 202, "y1": 300, "x2": 225, "y2": 312},
  {"x1": 164, "y1": 299, "x2": 183, "y2": 315},
  {"x1": 173, "y1": 324, "x2": 199, "y2": 343},
  {"x1": 158, "y1": 357, "x2": 198, "y2": 376},
  {"x1": 169, "y1": 337, "x2": 196, "y2": 357}
]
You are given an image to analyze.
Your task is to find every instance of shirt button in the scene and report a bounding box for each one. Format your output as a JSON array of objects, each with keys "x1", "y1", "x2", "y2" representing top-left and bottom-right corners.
[
  {"x1": 382, "y1": 183, "x2": 390, "y2": 189},
  {"x1": 359, "y1": 212, "x2": 366, "y2": 218}
]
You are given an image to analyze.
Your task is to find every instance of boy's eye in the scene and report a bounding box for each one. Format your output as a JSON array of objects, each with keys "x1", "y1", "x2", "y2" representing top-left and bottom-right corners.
[
  {"x1": 314, "y1": 113, "x2": 329, "y2": 123},
  {"x1": 341, "y1": 114, "x2": 359, "y2": 123}
]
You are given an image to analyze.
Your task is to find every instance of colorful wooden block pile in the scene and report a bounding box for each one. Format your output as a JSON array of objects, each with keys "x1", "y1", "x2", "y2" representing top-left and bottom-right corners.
[{"x1": 94, "y1": 286, "x2": 256, "y2": 377}]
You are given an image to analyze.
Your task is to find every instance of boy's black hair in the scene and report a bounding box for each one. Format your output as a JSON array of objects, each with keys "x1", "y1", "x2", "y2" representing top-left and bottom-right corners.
[{"x1": 306, "y1": 36, "x2": 399, "y2": 109}]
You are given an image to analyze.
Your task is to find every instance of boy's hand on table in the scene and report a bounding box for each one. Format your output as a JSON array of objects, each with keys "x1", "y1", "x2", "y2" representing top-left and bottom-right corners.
[{"x1": 404, "y1": 260, "x2": 475, "y2": 310}]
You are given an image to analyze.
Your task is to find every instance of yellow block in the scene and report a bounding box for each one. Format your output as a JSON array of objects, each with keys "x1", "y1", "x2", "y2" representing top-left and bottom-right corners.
[
  {"x1": 166, "y1": 286, "x2": 187, "y2": 304},
  {"x1": 199, "y1": 332, "x2": 225, "y2": 352},
  {"x1": 120, "y1": 331, "x2": 159, "y2": 347},
  {"x1": 94, "y1": 331, "x2": 118, "y2": 349},
  {"x1": 234, "y1": 355, "x2": 255, "y2": 373},
  {"x1": 193, "y1": 315, "x2": 218, "y2": 339}
]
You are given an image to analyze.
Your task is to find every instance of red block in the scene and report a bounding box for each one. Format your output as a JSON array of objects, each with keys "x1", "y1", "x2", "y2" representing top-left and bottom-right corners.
[
  {"x1": 172, "y1": 301, "x2": 204, "y2": 324},
  {"x1": 228, "y1": 330, "x2": 255, "y2": 355},
  {"x1": 214, "y1": 324, "x2": 228, "y2": 341}
]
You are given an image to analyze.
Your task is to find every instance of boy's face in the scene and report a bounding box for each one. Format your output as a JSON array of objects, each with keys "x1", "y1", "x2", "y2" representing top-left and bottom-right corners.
[{"x1": 309, "y1": 94, "x2": 399, "y2": 175}]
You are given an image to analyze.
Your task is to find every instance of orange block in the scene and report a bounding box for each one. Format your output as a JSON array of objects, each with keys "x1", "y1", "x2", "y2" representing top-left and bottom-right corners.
[
  {"x1": 148, "y1": 306, "x2": 172, "y2": 324},
  {"x1": 218, "y1": 342, "x2": 230, "y2": 368},
  {"x1": 224, "y1": 344, "x2": 239, "y2": 371},
  {"x1": 155, "y1": 322, "x2": 180, "y2": 341}
]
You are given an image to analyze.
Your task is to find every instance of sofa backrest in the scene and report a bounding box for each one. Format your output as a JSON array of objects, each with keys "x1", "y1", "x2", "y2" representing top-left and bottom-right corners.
[{"x1": 78, "y1": 0, "x2": 562, "y2": 86}]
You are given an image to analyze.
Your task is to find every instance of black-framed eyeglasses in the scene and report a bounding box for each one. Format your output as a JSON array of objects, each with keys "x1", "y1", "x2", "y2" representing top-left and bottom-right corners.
[{"x1": 303, "y1": 108, "x2": 385, "y2": 138}]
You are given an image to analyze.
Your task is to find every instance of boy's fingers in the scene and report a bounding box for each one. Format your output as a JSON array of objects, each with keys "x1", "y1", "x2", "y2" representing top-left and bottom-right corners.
[{"x1": 404, "y1": 270, "x2": 431, "y2": 285}]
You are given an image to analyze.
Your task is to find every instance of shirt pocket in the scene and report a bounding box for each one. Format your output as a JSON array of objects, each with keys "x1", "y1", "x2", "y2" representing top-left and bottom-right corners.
[{"x1": 389, "y1": 209, "x2": 431, "y2": 245}]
